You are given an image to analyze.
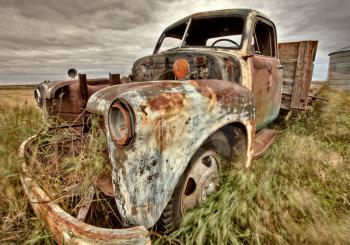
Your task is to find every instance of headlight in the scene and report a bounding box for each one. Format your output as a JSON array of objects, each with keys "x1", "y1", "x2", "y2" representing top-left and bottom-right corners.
[
  {"x1": 108, "y1": 100, "x2": 134, "y2": 146},
  {"x1": 34, "y1": 87, "x2": 43, "y2": 107}
]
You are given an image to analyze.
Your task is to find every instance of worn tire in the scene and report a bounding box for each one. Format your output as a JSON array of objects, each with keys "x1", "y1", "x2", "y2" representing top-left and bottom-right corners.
[{"x1": 157, "y1": 128, "x2": 246, "y2": 232}]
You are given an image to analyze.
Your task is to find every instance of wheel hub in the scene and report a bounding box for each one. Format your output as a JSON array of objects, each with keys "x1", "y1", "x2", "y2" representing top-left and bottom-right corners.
[{"x1": 180, "y1": 150, "x2": 220, "y2": 214}]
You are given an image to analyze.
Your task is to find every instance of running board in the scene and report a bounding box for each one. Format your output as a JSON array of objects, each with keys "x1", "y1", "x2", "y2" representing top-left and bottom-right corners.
[{"x1": 253, "y1": 129, "x2": 280, "y2": 159}]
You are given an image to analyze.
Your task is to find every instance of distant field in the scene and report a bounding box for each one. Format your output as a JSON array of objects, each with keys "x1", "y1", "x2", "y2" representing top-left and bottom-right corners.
[{"x1": 0, "y1": 88, "x2": 36, "y2": 107}]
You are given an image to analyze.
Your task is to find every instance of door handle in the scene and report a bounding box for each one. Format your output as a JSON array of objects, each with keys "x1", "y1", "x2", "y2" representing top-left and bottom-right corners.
[{"x1": 277, "y1": 65, "x2": 284, "y2": 69}]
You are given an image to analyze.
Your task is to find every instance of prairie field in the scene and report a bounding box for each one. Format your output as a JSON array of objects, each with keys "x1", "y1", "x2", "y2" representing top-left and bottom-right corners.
[
  {"x1": 0, "y1": 87, "x2": 349, "y2": 244},
  {"x1": 0, "y1": 88, "x2": 36, "y2": 107}
]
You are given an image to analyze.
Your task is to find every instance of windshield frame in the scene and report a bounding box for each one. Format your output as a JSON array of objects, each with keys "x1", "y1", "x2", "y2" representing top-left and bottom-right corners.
[{"x1": 153, "y1": 15, "x2": 246, "y2": 54}]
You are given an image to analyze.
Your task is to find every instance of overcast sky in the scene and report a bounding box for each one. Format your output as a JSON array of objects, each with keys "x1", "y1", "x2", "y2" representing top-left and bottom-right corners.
[{"x1": 0, "y1": 0, "x2": 349, "y2": 84}]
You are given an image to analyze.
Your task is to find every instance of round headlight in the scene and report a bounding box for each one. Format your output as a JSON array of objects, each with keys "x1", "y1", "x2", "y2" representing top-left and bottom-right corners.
[
  {"x1": 34, "y1": 87, "x2": 43, "y2": 107},
  {"x1": 108, "y1": 100, "x2": 133, "y2": 146}
]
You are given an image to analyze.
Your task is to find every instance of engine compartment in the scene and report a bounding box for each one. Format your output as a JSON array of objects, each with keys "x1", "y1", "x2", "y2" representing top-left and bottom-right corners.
[{"x1": 132, "y1": 50, "x2": 241, "y2": 83}]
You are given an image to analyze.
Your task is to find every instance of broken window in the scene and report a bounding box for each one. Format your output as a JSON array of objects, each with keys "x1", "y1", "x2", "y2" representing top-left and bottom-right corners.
[
  {"x1": 158, "y1": 37, "x2": 182, "y2": 53},
  {"x1": 206, "y1": 34, "x2": 242, "y2": 47},
  {"x1": 185, "y1": 17, "x2": 244, "y2": 48},
  {"x1": 156, "y1": 17, "x2": 244, "y2": 53},
  {"x1": 253, "y1": 21, "x2": 276, "y2": 57}
]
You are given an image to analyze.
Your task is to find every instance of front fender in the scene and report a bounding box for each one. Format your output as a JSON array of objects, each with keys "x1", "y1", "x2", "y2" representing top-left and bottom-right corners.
[{"x1": 86, "y1": 79, "x2": 255, "y2": 228}]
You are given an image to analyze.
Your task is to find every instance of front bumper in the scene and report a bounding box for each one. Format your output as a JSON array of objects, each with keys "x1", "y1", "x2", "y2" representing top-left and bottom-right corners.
[{"x1": 19, "y1": 136, "x2": 150, "y2": 245}]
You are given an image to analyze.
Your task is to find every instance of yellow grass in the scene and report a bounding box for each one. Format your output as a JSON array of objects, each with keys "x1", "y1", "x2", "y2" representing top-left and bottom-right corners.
[{"x1": 0, "y1": 89, "x2": 36, "y2": 107}]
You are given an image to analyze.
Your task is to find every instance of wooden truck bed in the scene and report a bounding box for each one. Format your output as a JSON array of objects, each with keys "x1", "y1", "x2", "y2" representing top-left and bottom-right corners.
[{"x1": 278, "y1": 41, "x2": 318, "y2": 110}]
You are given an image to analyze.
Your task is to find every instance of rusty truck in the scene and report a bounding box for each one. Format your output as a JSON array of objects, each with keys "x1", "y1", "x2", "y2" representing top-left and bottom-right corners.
[{"x1": 21, "y1": 9, "x2": 318, "y2": 244}]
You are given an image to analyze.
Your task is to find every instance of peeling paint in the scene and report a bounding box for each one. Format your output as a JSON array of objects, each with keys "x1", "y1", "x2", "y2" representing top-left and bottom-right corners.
[{"x1": 87, "y1": 79, "x2": 255, "y2": 228}]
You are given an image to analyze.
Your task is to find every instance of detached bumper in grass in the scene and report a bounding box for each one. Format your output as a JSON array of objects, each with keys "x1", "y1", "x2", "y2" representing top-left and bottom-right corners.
[{"x1": 19, "y1": 135, "x2": 151, "y2": 245}]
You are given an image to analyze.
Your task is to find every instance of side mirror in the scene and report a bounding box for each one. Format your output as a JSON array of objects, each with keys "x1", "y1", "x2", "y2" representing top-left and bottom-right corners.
[{"x1": 67, "y1": 68, "x2": 78, "y2": 79}]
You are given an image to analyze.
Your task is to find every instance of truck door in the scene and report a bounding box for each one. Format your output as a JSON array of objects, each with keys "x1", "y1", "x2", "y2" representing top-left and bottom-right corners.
[{"x1": 250, "y1": 19, "x2": 282, "y2": 130}]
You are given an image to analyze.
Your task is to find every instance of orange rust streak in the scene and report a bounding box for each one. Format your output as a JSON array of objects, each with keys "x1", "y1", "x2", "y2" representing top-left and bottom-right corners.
[
  {"x1": 148, "y1": 93, "x2": 185, "y2": 112},
  {"x1": 189, "y1": 80, "x2": 237, "y2": 104},
  {"x1": 245, "y1": 119, "x2": 256, "y2": 168}
]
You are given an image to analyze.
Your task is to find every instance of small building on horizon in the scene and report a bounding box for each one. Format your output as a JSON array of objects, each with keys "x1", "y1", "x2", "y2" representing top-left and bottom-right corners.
[{"x1": 328, "y1": 45, "x2": 350, "y2": 90}]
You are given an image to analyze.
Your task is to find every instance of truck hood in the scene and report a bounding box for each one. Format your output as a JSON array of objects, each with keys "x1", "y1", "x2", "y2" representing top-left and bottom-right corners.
[{"x1": 86, "y1": 79, "x2": 252, "y2": 116}]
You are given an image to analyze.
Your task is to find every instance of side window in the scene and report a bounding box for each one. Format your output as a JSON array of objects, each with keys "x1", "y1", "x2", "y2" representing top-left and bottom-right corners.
[{"x1": 253, "y1": 21, "x2": 276, "y2": 57}]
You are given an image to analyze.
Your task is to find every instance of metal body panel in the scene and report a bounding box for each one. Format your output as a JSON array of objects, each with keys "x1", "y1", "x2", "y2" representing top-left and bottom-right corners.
[
  {"x1": 250, "y1": 55, "x2": 282, "y2": 130},
  {"x1": 38, "y1": 78, "x2": 111, "y2": 124},
  {"x1": 86, "y1": 79, "x2": 255, "y2": 228}
]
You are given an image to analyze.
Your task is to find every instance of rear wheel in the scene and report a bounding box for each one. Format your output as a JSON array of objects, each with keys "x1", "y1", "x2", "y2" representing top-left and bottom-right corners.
[{"x1": 157, "y1": 128, "x2": 246, "y2": 231}]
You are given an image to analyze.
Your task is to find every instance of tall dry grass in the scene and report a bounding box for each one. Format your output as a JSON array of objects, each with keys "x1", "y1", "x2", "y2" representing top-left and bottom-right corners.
[{"x1": 0, "y1": 105, "x2": 49, "y2": 243}]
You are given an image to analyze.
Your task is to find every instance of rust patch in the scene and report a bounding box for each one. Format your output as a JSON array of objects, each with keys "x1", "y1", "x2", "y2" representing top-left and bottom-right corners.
[
  {"x1": 96, "y1": 171, "x2": 114, "y2": 197},
  {"x1": 148, "y1": 92, "x2": 186, "y2": 112},
  {"x1": 140, "y1": 104, "x2": 148, "y2": 116},
  {"x1": 245, "y1": 119, "x2": 256, "y2": 168},
  {"x1": 224, "y1": 58, "x2": 233, "y2": 81},
  {"x1": 190, "y1": 80, "x2": 237, "y2": 105},
  {"x1": 131, "y1": 206, "x2": 138, "y2": 215}
]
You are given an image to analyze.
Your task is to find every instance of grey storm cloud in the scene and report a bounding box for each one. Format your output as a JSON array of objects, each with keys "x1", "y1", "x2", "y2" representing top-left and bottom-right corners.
[{"x1": 0, "y1": 0, "x2": 349, "y2": 84}]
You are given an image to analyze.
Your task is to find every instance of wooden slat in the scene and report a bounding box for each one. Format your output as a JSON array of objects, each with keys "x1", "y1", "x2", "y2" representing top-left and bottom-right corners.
[
  {"x1": 328, "y1": 73, "x2": 350, "y2": 80},
  {"x1": 329, "y1": 56, "x2": 350, "y2": 64},
  {"x1": 280, "y1": 58, "x2": 298, "y2": 63},
  {"x1": 278, "y1": 41, "x2": 318, "y2": 110},
  {"x1": 281, "y1": 62, "x2": 297, "y2": 71},
  {"x1": 329, "y1": 65, "x2": 350, "y2": 71},
  {"x1": 283, "y1": 78, "x2": 295, "y2": 85},
  {"x1": 290, "y1": 41, "x2": 318, "y2": 110},
  {"x1": 278, "y1": 52, "x2": 298, "y2": 59},
  {"x1": 283, "y1": 70, "x2": 298, "y2": 79},
  {"x1": 278, "y1": 42, "x2": 300, "y2": 55},
  {"x1": 328, "y1": 62, "x2": 350, "y2": 69}
]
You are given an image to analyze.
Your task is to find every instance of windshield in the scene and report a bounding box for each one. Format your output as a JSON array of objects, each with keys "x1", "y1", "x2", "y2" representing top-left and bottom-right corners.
[{"x1": 156, "y1": 16, "x2": 244, "y2": 53}]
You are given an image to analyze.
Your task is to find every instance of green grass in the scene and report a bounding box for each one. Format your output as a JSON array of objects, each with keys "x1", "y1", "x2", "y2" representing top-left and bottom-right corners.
[{"x1": 0, "y1": 87, "x2": 349, "y2": 244}]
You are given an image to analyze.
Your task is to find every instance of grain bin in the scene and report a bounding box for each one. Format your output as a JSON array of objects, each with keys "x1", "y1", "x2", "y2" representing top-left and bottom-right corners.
[{"x1": 328, "y1": 45, "x2": 350, "y2": 90}]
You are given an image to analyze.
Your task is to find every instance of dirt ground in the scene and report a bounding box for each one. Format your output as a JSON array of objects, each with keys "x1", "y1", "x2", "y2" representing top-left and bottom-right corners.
[{"x1": 0, "y1": 89, "x2": 36, "y2": 107}]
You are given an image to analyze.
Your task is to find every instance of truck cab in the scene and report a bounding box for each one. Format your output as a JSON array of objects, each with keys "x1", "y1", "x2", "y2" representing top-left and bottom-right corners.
[{"x1": 132, "y1": 9, "x2": 282, "y2": 130}]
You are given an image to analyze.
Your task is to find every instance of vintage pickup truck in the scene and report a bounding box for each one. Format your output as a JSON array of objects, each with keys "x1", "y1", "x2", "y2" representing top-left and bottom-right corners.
[{"x1": 21, "y1": 9, "x2": 318, "y2": 244}]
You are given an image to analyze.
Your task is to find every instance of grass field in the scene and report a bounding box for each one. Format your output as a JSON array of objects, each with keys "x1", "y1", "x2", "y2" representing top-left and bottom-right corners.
[
  {"x1": 0, "y1": 87, "x2": 349, "y2": 244},
  {"x1": 0, "y1": 89, "x2": 36, "y2": 107}
]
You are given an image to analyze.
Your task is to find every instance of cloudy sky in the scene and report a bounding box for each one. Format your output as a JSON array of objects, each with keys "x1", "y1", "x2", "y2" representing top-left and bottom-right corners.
[{"x1": 0, "y1": 0, "x2": 349, "y2": 84}]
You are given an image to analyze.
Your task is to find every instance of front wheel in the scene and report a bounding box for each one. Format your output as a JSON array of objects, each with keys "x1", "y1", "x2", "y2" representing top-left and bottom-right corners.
[{"x1": 157, "y1": 129, "x2": 246, "y2": 232}]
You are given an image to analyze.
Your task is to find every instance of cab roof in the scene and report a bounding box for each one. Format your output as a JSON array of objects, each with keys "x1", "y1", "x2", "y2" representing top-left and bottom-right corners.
[{"x1": 163, "y1": 9, "x2": 271, "y2": 33}]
